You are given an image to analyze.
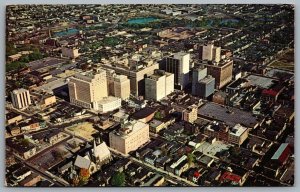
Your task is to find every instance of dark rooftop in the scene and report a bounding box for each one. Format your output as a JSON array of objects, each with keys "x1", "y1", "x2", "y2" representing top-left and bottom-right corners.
[{"x1": 198, "y1": 102, "x2": 259, "y2": 128}]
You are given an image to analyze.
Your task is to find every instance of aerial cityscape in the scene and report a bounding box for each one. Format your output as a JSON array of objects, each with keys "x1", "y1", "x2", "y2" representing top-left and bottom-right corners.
[{"x1": 5, "y1": 4, "x2": 294, "y2": 187}]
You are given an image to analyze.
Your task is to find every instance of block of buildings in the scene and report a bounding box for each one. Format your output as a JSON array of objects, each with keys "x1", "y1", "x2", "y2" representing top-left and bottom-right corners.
[
  {"x1": 6, "y1": 112, "x2": 23, "y2": 125},
  {"x1": 11, "y1": 88, "x2": 32, "y2": 109},
  {"x1": 102, "y1": 62, "x2": 159, "y2": 97},
  {"x1": 145, "y1": 69, "x2": 174, "y2": 101},
  {"x1": 204, "y1": 122, "x2": 248, "y2": 146},
  {"x1": 109, "y1": 120, "x2": 150, "y2": 154}
]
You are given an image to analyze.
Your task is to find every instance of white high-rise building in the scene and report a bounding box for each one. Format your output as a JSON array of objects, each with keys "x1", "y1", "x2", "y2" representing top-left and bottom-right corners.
[
  {"x1": 145, "y1": 70, "x2": 174, "y2": 101},
  {"x1": 11, "y1": 88, "x2": 32, "y2": 109},
  {"x1": 68, "y1": 68, "x2": 108, "y2": 109}
]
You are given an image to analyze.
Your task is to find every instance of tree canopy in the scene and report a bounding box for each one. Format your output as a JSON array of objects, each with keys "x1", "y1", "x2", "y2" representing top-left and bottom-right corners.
[{"x1": 111, "y1": 171, "x2": 125, "y2": 186}]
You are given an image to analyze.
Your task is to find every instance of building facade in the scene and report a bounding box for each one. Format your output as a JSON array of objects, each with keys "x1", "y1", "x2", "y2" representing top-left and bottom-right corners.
[
  {"x1": 105, "y1": 69, "x2": 131, "y2": 100},
  {"x1": 228, "y1": 124, "x2": 249, "y2": 146},
  {"x1": 160, "y1": 52, "x2": 190, "y2": 90},
  {"x1": 195, "y1": 75, "x2": 215, "y2": 98},
  {"x1": 199, "y1": 44, "x2": 221, "y2": 63},
  {"x1": 62, "y1": 47, "x2": 79, "y2": 59},
  {"x1": 109, "y1": 121, "x2": 150, "y2": 154},
  {"x1": 145, "y1": 70, "x2": 174, "y2": 101},
  {"x1": 68, "y1": 68, "x2": 108, "y2": 109},
  {"x1": 182, "y1": 104, "x2": 198, "y2": 123},
  {"x1": 113, "y1": 75, "x2": 131, "y2": 100},
  {"x1": 204, "y1": 60, "x2": 233, "y2": 89},
  {"x1": 93, "y1": 96, "x2": 121, "y2": 113},
  {"x1": 11, "y1": 88, "x2": 32, "y2": 109},
  {"x1": 192, "y1": 66, "x2": 207, "y2": 95}
]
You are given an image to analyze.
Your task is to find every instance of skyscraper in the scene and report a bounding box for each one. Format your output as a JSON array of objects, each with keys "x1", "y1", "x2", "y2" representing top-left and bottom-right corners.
[
  {"x1": 68, "y1": 68, "x2": 108, "y2": 109},
  {"x1": 104, "y1": 69, "x2": 131, "y2": 100},
  {"x1": 195, "y1": 75, "x2": 215, "y2": 98},
  {"x1": 192, "y1": 66, "x2": 207, "y2": 95},
  {"x1": 160, "y1": 52, "x2": 190, "y2": 90},
  {"x1": 204, "y1": 60, "x2": 233, "y2": 89},
  {"x1": 11, "y1": 88, "x2": 32, "y2": 109},
  {"x1": 145, "y1": 69, "x2": 174, "y2": 101}
]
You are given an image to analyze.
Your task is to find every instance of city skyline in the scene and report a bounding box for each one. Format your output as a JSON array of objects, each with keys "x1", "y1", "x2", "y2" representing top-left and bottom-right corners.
[{"x1": 5, "y1": 4, "x2": 294, "y2": 187}]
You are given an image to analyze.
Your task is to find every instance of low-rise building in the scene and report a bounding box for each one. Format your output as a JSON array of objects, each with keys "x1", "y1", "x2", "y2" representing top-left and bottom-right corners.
[
  {"x1": 149, "y1": 119, "x2": 165, "y2": 133},
  {"x1": 93, "y1": 96, "x2": 121, "y2": 113},
  {"x1": 182, "y1": 104, "x2": 198, "y2": 123},
  {"x1": 228, "y1": 124, "x2": 249, "y2": 146},
  {"x1": 6, "y1": 112, "x2": 23, "y2": 125}
]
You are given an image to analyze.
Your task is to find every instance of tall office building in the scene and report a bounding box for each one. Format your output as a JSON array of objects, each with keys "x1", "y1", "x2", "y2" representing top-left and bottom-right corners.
[
  {"x1": 102, "y1": 62, "x2": 159, "y2": 97},
  {"x1": 192, "y1": 66, "x2": 207, "y2": 95},
  {"x1": 11, "y1": 88, "x2": 32, "y2": 109},
  {"x1": 195, "y1": 75, "x2": 215, "y2": 98},
  {"x1": 160, "y1": 52, "x2": 190, "y2": 90},
  {"x1": 113, "y1": 75, "x2": 131, "y2": 100},
  {"x1": 145, "y1": 69, "x2": 174, "y2": 101},
  {"x1": 199, "y1": 44, "x2": 221, "y2": 63},
  {"x1": 68, "y1": 68, "x2": 108, "y2": 109},
  {"x1": 104, "y1": 69, "x2": 131, "y2": 100},
  {"x1": 204, "y1": 60, "x2": 233, "y2": 89}
]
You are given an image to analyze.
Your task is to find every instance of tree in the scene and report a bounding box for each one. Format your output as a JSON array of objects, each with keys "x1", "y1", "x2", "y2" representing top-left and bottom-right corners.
[
  {"x1": 154, "y1": 111, "x2": 162, "y2": 119},
  {"x1": 187, "y1": 152, "x2": 196, "y2": 168},
  {"x1": 111, "y1": 171, "x2": 125, "y2": 186},
  {"x1": 71, "y1": 176, "x2": 80, "y2": 186},
  {"x1": 79, "y1": 168, "x2": 90, "y2": 184}
]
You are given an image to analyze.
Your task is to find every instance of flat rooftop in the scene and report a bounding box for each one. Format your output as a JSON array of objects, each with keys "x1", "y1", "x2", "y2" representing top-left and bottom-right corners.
[
  {"x1": 229, "y1": 124, "x2": 248, "y2": 137},
  {"x1": 246, "y1": 74, "x2": 276, "y2": 89},
  {"x1": 271, "y1": 143, "x2": 289, "y2": 160},
  {"x1": 199, "y1": 75, "x2": 215, "y2": 84},
  {"x1": 198, "y1": 102, "x2": 258, "y2": 128},
  {"x1": 35, "y1": 78, "x2": 67, "y2": 93},
  {"x1": 96, "y1": 96, "x2": 120, "y2": 105},
  {"x1": 113, "y1": 120, "x2": 148, "y2": 139},
  {"x1": 265, "y1": 68, "x2": 294, "y2": 80},
  {"x1": 195, "y1": 141, "x2": 230, "y2": 158},
  {"x1": 27, "y1": 57, "x2": 66, "y2": 70}
]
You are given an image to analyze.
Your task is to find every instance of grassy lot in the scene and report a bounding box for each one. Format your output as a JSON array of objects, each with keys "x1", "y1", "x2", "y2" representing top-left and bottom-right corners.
[
  {"x1": 270, "y1": 49, "x2": 294, "y2": 71},
  {"x1": 66, "y1": 122, "x2": 98, "y2": 141}
]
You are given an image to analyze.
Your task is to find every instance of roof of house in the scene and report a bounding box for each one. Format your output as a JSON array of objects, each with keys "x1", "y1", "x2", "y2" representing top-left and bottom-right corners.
[
  {"x1": 74, "y1": 155, "x2": 91, "y2": 169},
  {"x1": 93, "y1": 141, "x2": 111, "y2": 160},
  {"x1": 271, "y1": 143, "x2": 289, "y2": 160}
]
